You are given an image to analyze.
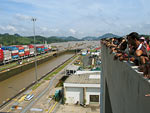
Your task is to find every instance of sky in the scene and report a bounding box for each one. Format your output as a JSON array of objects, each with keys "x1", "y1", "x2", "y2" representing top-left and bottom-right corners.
[{"x1": 0, "y1": 0, "x2": 150, "y2": 38}]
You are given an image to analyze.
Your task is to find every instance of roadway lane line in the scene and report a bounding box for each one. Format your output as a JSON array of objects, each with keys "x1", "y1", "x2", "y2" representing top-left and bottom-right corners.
[
  {"x1": 48, "y1": 102, "x2": 58, "y2": 113},
  {"x1": 20, "y1": 73, "x2": 56, "y2": 113}
]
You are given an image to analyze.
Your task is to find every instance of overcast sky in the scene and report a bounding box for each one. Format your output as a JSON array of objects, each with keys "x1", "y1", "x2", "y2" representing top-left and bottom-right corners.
[{"x1": 0, "y1": 0, "x2": 150, "y2": 38}]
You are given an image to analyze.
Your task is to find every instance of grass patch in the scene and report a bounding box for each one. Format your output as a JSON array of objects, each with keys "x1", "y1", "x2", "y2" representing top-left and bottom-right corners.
[
  {"x1": 56, "y1": 81, "x2": 63, "y2": 87},
  {"x1": 32, "y1": 81, "x2": 45, "y2": 90},
  {"x1": 0, "y1": 63, "x2": 18, "y2": 71}
]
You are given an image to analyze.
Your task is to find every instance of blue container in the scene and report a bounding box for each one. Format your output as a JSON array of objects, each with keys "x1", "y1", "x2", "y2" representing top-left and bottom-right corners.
[
  {"x1": 37, "y1": 48, "x2": 42, "y2": 54},
  {"x1": 12, "y1": 55, "x2": 19, "y2": 59},
  {"x1": 8, "y1": 46, "x2": 18, "y2": 51},
  {"x1": 1, "y1": 47, "x2": 6, "y2": 50},
  {"x1": 19, "y1": 49, "x2": 24, "y2": 52},
  {"x1": 1, "y1": 46, "x2": 18, "y2": 51},
  {"x1": 44, "y1": 47, "x2": 48, "y2": 51},
  {"x1": 41, "y1": 48, "x2": 44, "y2": 52}
]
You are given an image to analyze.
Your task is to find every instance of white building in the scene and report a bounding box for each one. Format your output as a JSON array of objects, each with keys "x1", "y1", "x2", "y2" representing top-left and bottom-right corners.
[
  {"x1": 64, "y1": 72, "x2": 100, "y2": 105},
  {"x1": 75, "y1": 71, "x2": 100, "y2": 75},
  {"x1": 65, "y1": 65, "x2": 79, "y2": 76}
]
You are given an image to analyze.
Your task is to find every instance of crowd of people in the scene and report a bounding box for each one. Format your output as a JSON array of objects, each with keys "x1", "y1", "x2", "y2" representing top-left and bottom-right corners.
[{"x1": 101, "y1": 32, "x2": 150, "y2": 78}]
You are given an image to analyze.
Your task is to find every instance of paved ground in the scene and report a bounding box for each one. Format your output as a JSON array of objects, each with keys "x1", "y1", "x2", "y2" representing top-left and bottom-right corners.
[
  {"x1": 56, "y1": 104, "x2": 100, "y2": 113},
  {"x1": 82, "y1": 55, "x2": 90, "y2": 67}
]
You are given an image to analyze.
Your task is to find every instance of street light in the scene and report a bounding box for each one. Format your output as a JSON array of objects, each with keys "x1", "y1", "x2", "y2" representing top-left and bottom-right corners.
[{"x1": 31, "y1": 18, "x2": 38, "y2": 83}]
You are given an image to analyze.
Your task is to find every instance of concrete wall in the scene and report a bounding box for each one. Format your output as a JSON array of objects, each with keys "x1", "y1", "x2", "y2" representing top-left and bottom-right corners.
[
  {"x1": 66, "y1": 87, "x2": 83, "y2": 104},
  {"x1": 86, "y1": 88, "x2": 100, "y2": 104},
  {"x1": 101, "y1": 45, "x2": 150, "y2": 113},
  {"x1": 65, "y1": 86, "x2": 100, "y2": 105},
  {"x1": 0, "y1": 50, "x2": 75, "y2": 82}
]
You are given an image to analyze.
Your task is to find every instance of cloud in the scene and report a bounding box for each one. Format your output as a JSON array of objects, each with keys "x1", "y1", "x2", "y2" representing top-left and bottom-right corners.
[
  {"x1": 0, "y1": 26, "x2": 5, "y2": 31},
  {"x1": 16, "y1": 13, "x2": 31, "y2": 20},
  {"x1": 49, "y1": 29, "x2": 59, "y2": 33},
  {"x1": 40, "y1": 27, "x2": 59, "y2": 33},
  {"x1": 1, "y1": 0, "x2": 150, "y2": 38},
  {"x1": 0, "y1": 25, "x2": 17, "y2": 32},
  {"x1": 69, "y1": 29, "x2": 76, "y2": 34},
  {"x1": 40, "y1": 27, "x2": 48, "y2": 32},
  {"x1": 7, "y1": 25, "x2": 17, "y2": 32}
]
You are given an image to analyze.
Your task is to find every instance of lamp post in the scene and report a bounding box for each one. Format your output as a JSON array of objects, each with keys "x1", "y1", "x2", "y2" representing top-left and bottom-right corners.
[{"x1": 31, "y1": 18, "x2": 38, "y2": 83}]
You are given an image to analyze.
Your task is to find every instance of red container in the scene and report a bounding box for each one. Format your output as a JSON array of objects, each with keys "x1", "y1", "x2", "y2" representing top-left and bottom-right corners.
[
  {"x1": 36, "y1": 45, "x2": 44, "y2": 48},
  {"x1": 12, "y1": 53, "x2": 18, "y2": 56},
  {"x1": 15, "y1": 45, "x2": 21, "y2": 47},
  {"x1": 0, "y1": 49, "x2": 4, "y2": 61},
  {"x1": 18, "y1": 46, "x2": 24, "y2": 50},
  {"x1": 28, "y1": 45, "x2": 34, "y2": 48},
  {"x1": 25, "y1": 51, "x2": 30, "y2": 56},
  {"x1": 40, "y1": 46, "x2": 44, "y2": 48},
  {"x1": 19, "y1": 53, "x2": 24, "y2": 57},
  {"x1": 44, "y1": 49, "x2": 48, "y2": 52}
]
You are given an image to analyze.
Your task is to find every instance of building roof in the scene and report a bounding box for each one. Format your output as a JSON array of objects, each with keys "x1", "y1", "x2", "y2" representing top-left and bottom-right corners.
[
  {"x1": 64, "y1": 72, "x2": 100, "y2": 84},
  {"x1": 66, "y1": 65, "x2": 79, "y2": 71},
  {"x1": 75, "y1": 70, "x2": 100, "y2": 75}
]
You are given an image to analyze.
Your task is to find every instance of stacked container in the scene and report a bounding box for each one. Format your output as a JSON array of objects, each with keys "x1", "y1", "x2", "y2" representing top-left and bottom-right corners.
[
  {"x1": 36, "y1": 45, "x2": 44, "y2": 54},
  {"x1": 8, "y1": 46, "x2": 19, "y2": 60},
  {"x1": 3, "y1": 50, "x2": 11, "y2": 63},
  {"x1": 44, "y1": 47, "x2": 48, "y2": 53},
  {"x1": 23, "y1": 45, "x2": 30, "y2": 58},
  {"x1": 0, "y1": 48, "x2": 4, "y2": 64},
  {"x1": 47, "y1": 44, "x2": 51, "y2": 51},
  {"x1": 16, "y1": 46, "x2": 25, "y2": 58},
  {"x1": 28, "y1": 45, "x2": 35, "y2": 56},
  {"x1": 36, "y1": 47, "x2": 42, "y2": 55},
  {"x1": 41, "y1": 45, "x2": 45, "y2": 53}
]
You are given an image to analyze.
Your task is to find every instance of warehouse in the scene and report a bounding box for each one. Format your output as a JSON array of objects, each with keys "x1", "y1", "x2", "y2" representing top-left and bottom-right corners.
[{"x1": 64, "y1": 72, "x2": 100, "y2": 105}]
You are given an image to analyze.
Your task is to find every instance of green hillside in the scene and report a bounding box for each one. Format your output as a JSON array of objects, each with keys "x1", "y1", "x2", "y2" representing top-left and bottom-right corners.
[{"x1": 0, "y1": 34, "x2": 80, "y2": 46}]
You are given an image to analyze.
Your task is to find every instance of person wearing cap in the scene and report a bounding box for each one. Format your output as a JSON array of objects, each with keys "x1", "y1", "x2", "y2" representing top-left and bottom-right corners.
[
  {"x1": 135, "y1": 37, "x2": 150, "y2": 73},
  {"x1": 136, "y1": 37, "x2": 147, "y2": 56}
]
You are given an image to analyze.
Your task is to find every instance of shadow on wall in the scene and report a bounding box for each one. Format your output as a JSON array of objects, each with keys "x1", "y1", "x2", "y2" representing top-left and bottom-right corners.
[{"x1": 105, "y1": 80, "x2": 113, "y2": 113}]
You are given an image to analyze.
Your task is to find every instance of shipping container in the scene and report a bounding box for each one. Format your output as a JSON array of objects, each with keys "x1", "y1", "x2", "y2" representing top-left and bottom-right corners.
[
  {"x1": 29, "y1": 48, "x2": 35, "y2": 56},
  {"x1": 48, "y1": 44, "x2": 51, "y2": 51},
  {"x1": 22, "y1": 46, "x2": 30, "y2": 57},
  {"x1": 36, "y1": 45, "x2": 45, "y2": 54},
  {"x1": 12, "y1": 55, "x2": 19, "y2": 59},
  {"x1": 36, "y1": 47, "x2": 42, "y2": 55},
  {"x1": 16, "y1": 46, "x2": 25, "y2": 58},
  {"x1": 0, "y1": 49, "x2": 4, "y2": 64},
  {"x1": 3, "y1": 50, "x2": 12, "y2": 63},
  {"x1": 44, "y1": 47, "x2": 48, "y2": 53},
  {"x1": 2, "y1": 46, "x2": 18, "y2": 60},
  {"x1": 28, "y1": 45, "x2": 34, "y2": 48},
  {"x1": 24, "y1": 51, "x2": 30, "y2": 57}
]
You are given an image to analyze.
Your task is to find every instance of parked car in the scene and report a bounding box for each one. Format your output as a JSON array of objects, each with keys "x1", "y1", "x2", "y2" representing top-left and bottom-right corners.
[{"x1": 24, "y1": 94, "x2": 34, "y2": 101}]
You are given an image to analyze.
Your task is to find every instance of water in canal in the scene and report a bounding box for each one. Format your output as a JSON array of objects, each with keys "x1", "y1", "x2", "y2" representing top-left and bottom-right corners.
[{"x1": 0, "y1": 53, "x2": 74, "y2": 105}]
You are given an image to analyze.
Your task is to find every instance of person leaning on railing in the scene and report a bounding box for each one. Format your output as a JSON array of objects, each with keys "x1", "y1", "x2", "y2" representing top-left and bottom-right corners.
[{"x1": 101, "y1": 32, "x2": 150, "y2": 79}]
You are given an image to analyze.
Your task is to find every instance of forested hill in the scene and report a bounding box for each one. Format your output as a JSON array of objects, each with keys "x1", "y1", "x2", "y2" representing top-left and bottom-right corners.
[{"x1": 0, "y1": 33, "x2": 81, "y2": 46}]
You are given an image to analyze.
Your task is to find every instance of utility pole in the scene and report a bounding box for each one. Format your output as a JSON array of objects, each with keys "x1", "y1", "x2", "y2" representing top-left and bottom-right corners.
[{"x1": 31, "y1": 18, "x2": 38, "y2": 83}]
